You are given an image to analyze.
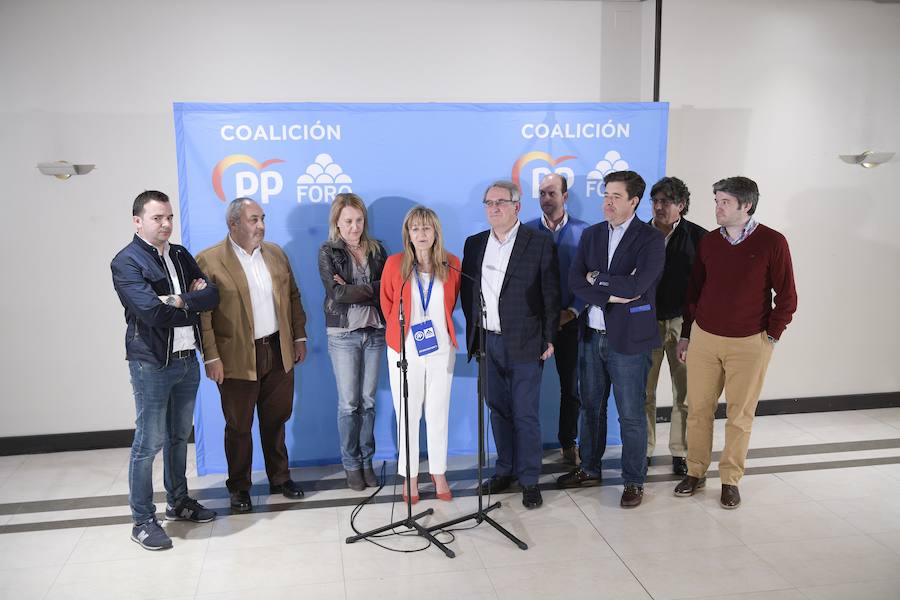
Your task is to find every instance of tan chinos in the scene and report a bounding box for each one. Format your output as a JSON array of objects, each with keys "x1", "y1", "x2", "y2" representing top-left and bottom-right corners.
[
  {"x1": 685, "y1": 323, "x2": 774, "y2": 485},
  {"x1": 645, "y1": 316, "x2": 688, "y2": 458}
]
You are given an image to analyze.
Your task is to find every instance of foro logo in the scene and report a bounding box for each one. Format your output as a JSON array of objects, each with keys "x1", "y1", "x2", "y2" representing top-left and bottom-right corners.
[
  {"x1": 585, "y1": 151, "x2": 630, "y2": 197},
  {"x1": 296, "y1": 153, "x2": 352, "y2": 204},
  {"x1": 510, "y1": 152, "x2": 576, "y2": 199},
  {"x1": 211, "y1": 154, "x2": 286, "y2": 204}
]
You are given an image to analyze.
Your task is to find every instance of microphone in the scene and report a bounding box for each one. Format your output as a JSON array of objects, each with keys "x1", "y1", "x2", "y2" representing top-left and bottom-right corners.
[{"x1": 443, "y1": 260, "x2": 478, "y2": 284}]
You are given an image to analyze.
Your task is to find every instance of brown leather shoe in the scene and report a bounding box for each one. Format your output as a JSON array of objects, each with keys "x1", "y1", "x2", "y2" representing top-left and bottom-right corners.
[
  {"x1": 620, "y1": 484, "x2": 643, "y2": 508},
  {"x1": 720, "y1": 484, "x2": 741, "y2": 509},
  {"x1": 673, "y1": 475, "x2": 706, "y2": 497}
]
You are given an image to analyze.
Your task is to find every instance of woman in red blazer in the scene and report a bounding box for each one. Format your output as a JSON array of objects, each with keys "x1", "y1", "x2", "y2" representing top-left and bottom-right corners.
[{"x1": 380, "y1": 206, "x2": 461, "y2": 502}]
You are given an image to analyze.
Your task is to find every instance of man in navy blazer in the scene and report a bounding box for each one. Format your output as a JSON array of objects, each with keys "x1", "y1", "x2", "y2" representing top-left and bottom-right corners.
[
  {"x1": 462, "y1": 180, "x2": 561, "y2": 509},
  {"x1": 563, "y1": 170, "x2": 665, "y2": 508},
  {"x1": 524, "y1": 173, "x2": 589, "y2": 465}
]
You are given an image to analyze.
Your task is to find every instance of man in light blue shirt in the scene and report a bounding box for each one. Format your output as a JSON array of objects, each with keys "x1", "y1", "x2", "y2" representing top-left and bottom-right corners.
[{"x1": 524, "y1": 173, "x2": 588, "y2": 465}]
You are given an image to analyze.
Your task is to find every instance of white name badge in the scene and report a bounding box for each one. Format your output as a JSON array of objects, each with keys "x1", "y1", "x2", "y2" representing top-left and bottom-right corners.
[{"x1": 411, "y1": 319, "x2": 439, "y2": 356}]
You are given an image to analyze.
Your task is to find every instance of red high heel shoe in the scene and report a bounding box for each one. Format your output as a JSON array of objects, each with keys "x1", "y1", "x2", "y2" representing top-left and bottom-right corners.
[
  {"x1": 401, "y1": 478, "x2": 419, "y2": 504},
  {"x1": 431, "y1": 474, "x2": 453, "y2": 501}
]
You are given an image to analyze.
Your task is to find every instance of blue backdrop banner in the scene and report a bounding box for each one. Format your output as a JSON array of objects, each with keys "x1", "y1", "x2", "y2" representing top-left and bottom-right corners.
[{"x1": 173, "y1": 102, "x2": 669, "y2": 476}]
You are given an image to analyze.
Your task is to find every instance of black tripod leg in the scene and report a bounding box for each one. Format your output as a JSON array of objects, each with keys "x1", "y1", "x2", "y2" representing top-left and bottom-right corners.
[
  {"x1": 345, "y1": 508, "x2": 435, "y2": 544},
  {"x1": 424, "y1": 501, "x2": 502, "y2": 532},
  {"x1": 409, "y1": 520, "x2": 456, "y2": 558},
  {"x1": 481, "y1": 513, "x2": 528, "y2": 550}
]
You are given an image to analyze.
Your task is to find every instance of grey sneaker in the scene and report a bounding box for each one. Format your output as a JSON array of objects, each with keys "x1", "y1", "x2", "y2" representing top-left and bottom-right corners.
[
  {"x1": 131, "y1": 518, "x2": 173, "y2": 551},
  {"x1": 345, "y1": 468, "x2": 366, "y2": 491},
  {"x1": 165, "y1": 497, "x2": 217, "y2": 523},
  {"x1": 362, "y1": 465, "x2": 379, "y2": 488}
]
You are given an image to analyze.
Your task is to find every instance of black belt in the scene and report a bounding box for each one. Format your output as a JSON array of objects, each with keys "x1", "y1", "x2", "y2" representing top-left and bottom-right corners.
[
  {"x1": 256, "y1": 332, "x2": 279, "y2": 345},
  {"x1": 170, "y1": 349, "x2": 195, "y2": 360},
  {"x1": 589, "y1": 327, "x2": 607, "y2": 336}
]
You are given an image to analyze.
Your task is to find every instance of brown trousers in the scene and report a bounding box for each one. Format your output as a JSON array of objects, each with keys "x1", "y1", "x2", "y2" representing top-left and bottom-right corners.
[
  {"x1": 219, "y1": 334, "x2": 294, "y2": 492},
  {"x1": 685, "y1": 324, "x2": 773, "y2": 485}
]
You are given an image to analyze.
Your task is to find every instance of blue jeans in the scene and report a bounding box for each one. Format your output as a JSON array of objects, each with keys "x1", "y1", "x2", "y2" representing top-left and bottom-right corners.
[
  {"x1": 485, "y1": 332, "x2": 543, "y2": 486},
  {"x1": 127, "y1": 355, "x2": 199, "y2": 524},
  {"x1": 327, "y1": 328, "x2": 384, "y2": 470},
  {"x1": 579, "y1": 330, "x2": 651, "y2": 486}
]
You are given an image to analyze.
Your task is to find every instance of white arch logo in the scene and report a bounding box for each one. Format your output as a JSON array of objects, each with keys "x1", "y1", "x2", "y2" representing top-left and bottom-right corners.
[{"x1": 296, "y1": 153, "x2": 353, "y2": 203}]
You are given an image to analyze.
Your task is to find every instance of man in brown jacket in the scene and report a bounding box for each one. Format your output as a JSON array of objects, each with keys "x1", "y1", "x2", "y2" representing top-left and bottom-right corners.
[{"x1": 197, "y1": 198, "x2": 308, "y2": 512}]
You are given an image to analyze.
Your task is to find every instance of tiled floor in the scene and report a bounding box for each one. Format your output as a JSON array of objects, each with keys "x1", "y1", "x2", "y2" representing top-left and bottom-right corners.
[{"x1": 2, "y1": 409, "x2": 900, "y2": 599}]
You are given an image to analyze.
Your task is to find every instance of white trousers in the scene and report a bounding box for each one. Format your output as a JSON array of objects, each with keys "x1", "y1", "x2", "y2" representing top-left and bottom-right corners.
[{"x1": 387, "y1": 347, "x2": 455, "y2": 477}]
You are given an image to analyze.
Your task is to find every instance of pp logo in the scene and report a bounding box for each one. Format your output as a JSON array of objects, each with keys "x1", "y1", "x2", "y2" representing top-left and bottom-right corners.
[
  {"x1": 211, "y1": 155, "x2": 286, "y2": 204},
  {"x1": 510, "y1": 152, "x2": 576, "y2": 199},
  {"x1": 413, "y1": 327, "x2": 436, "y2": 341},
  {"x1": 586, "y1": 151, "x2": 630, "y2": 197},
  {"x1": 296, "y1": 153, "x2": 352, "y2": 203}
]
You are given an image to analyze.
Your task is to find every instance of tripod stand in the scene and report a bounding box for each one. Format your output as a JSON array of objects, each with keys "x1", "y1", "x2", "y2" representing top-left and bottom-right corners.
[
  {"x1": 345, "y1": 277, "x2": 455, "y2": 558},
  {"x1": 425, "y1": 261, "x2": 527, "y2": 550}
]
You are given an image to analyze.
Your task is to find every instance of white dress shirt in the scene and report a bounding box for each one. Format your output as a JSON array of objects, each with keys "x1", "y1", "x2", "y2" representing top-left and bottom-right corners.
[
  {"x1": 161, "y1": 243, "x2": 197, "y2": 352},
  {"x1": 229, "y1": 236, "x2": 279, "y2": 339},
  {"x1": 481, "y1": 220, "x2": 521, "y2": 333},
  {"x1": 588, "y1": 213, "x2": 637, "y2": 332}
]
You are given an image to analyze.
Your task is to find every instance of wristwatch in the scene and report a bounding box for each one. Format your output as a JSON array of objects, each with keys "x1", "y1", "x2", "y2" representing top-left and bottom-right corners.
[{"x1": 164, "y1": 295, "x2": 179, "y2": 307}]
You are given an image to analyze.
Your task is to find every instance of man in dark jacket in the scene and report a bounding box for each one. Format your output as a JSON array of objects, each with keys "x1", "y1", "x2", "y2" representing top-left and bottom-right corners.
[
  {"x1": 645, "y1": 177, "x2": 707, "y2": 475},
  {"x1": 461, "y1": 180, "x2": 561, "y2": 509},
  {"x1": 111, "y1": 190, "x2": 219, "y2": 550},
  {"x1": 564, "y1": 171, "x2": 665, "y2": 508}
]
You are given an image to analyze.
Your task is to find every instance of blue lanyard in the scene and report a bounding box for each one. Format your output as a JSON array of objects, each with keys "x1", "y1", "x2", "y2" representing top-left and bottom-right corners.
[{"x1": 414, "y1": 266, "x2": 434, "y2": 315}]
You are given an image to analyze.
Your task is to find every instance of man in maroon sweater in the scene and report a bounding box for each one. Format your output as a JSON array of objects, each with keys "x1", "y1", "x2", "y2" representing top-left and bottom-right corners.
[{"x1": 673, "y1": 176, "x2": 797, "y2": 509}]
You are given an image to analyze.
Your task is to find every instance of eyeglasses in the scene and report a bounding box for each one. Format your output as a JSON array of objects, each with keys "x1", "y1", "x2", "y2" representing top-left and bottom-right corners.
[
  {"x1": 651, "y1": 197, "x2": 677, "y2": 206},
  {"x1": 483, "y1": 199, "x2": 518, "y2": 208}
]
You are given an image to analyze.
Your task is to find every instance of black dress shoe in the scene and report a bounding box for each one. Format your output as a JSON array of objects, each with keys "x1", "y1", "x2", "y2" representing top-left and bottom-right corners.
[
  {"x1": 556, "y1": 468, "x2": 601, "y2": 489},
  {"x1": 673, "y1": 475, "x2": 706, "y2": 497},
  {"x1": 720, "y1": 484, "x2": 741, "y2": 509},
  {"x1": 522, "y1": 485, "x2": 543, "y2": 509},
  {"x1": 560, "y1": 446, "x2": 580, "y2": 466},
  {"x1": 480, "y1": 474, "x2": 515, "y2": 495},
  {"x1": 672, "y1": 457, "x2": 688, "y2": 476},
  {"x1": 270, "y1": 479, "x2": 304, "y2": 499},
  {"x1": 229, "y1": 490, "x2": 252, "y2": 512},
  {"x1": 620, "y1": 484, "x2": 644, "y2": 508}
]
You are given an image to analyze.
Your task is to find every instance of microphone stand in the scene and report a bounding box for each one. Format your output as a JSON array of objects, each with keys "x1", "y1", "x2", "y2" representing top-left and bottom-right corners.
[
  {"x1": 345, "y1": 261, "x2": 455, "y2": 558},
  {"x1": 426, "y1": 261, "x2": 527, "y2": 550}
]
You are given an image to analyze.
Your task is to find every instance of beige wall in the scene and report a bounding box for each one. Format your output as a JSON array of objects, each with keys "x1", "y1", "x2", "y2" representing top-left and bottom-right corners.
[
  {"x1": 0, "y1": 0, "x2": 897, "y2": 436},
  {"x1": 659, "y1": 0, "x2": 900, "y2": 403}
]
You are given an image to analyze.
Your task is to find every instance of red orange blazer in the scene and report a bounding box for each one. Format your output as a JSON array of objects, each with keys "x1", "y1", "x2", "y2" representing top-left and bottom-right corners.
[{"x1": 380, "y1": 252, "x2": 461, "y2": 353}]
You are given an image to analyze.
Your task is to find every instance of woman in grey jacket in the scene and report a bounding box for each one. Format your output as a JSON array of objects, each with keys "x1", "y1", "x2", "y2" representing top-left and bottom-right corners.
[{"x1": 318, "y1": 193, "x2": 387, "y2": 491}]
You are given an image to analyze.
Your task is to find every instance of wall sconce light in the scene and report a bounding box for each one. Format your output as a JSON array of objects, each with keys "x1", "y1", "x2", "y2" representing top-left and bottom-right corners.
[
  {"x1": 37, "y1": 161, "x2": 96, "y2": 180},
  {"x1": 839, "y1": 151, "x2": 894, "y2": 169}
]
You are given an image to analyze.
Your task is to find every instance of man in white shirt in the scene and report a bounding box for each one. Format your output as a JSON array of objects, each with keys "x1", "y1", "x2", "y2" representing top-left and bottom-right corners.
[
  {"x1": 567, "y1": 171, "x2": 665, "y2": 508},
  {"x1": 197, "y1": 198, "x2": 308, "y2": 512},
  {"x1": 461, "y1": 181, "x2": 561, "y2": 509}
]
